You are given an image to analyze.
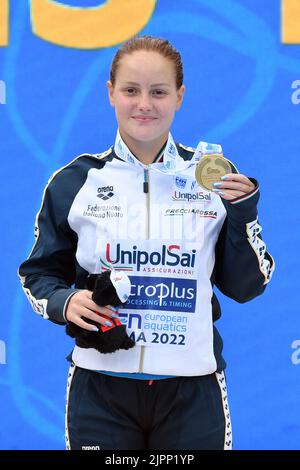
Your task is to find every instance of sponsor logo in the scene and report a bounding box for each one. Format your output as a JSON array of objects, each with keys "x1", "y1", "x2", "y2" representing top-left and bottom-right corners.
[
  {"x1": 126, "y1": 276, "x2": 196, "y2": 312},
  {"x1": 97, "y1": 185, "x2": 114, "y2": 200},
  {"x1": 82, "y1": 446, "x2": 101, "y2": 450},
  {"x1": 172, "y1": 190, "x2": 211, "y2": 202},
  {"x1": 101, "y1": 244, "x2": 196, "y2": 272},
  {"x1": 175, "y1": 176, "x2": 187, "y2": 189},
  {"x1": 165, "y1": 208, "x2": 217, "y2": 219},
  {"x1": 119, "y1": 312, "x2": 188, "y2": 336}
]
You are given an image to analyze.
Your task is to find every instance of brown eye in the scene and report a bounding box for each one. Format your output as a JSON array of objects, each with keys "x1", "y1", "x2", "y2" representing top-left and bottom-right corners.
[
  {"x1": 152, "y1": 90, "x2": 166, "y2": 96},
  {"x1": 126, "y1": 88, "x2": 136, "y2": 94}
]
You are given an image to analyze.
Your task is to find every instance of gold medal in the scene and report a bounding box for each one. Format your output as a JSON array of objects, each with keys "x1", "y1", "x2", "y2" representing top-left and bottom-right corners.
[{"x1": 195, "y1": 153, "x2": 236, "y2": 191}]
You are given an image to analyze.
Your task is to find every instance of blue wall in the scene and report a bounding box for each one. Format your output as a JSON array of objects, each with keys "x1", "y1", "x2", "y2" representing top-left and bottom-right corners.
[{"x1": 0, "y1": 0, "x2": 299, "y2": 450}]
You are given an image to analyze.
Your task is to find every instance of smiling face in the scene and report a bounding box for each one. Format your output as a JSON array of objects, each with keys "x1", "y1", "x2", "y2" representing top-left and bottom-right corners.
[{"x1": 107, "y1": 50, "x2": 185, "y2": 157}]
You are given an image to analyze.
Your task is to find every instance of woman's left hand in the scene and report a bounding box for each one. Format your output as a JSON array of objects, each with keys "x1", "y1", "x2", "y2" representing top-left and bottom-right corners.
[{"x1": 212, "y1": 173, "x2": 255, "y2": 201}]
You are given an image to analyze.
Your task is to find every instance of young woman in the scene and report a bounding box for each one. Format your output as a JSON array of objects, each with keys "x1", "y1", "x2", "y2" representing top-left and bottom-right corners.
[{"x1": 19, "y1": 36, "x2": 274, "y2": 450}]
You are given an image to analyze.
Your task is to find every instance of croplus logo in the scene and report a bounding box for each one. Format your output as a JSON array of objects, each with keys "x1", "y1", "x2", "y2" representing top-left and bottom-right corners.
[
  {"x1": 97, "y1": 185, "x2": 114, "y2": 201},
  {"x1": 127, "y1": 276, "x2": 197, "y2": 312},
  {"x1": 101, "y1": 244, "x2": 196, "y2": 272},
  {"x1": 172, "y1": 191, "x2": 211, "y2": 202}
]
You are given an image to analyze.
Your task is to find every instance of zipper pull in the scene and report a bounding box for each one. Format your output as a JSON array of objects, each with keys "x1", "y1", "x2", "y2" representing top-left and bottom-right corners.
[{"x1": 143, "y1": 169, "x2": 149, "y2": 193}]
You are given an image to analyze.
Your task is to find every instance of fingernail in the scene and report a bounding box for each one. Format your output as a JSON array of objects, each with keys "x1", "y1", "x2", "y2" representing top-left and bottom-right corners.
[
  {"x1": 91, "y1": 326, "x2": 99, "y2": 332},
  {"x1": 213, "y1": 182, "x2": 222, "y2": 187},
  {"x1": 221, "y1": 175, "x2": 229, "y2": 180},
  {"x1": 111, "y1": 313, "x2": 119, "y2": 319},
  {"x1": 105, "y1": 320, "x2": 113, "y2": 327},
  {"x1": 110, "y1": 306, "x2": 118, "y2": 312},
  {"x1": 212, "y1": 189, "x2": 225, "y2": 196}
]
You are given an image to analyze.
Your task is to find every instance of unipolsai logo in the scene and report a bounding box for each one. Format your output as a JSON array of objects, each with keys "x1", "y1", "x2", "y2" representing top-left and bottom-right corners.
[{"x1": 103, "y1": 243, "x2": 197, "y2": 272}]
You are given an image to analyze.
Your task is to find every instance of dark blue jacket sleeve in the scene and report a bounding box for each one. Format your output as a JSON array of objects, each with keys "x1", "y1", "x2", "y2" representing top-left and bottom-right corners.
[
  {"x1": 214, "y1": 181, "x2": 274, "y2": 303},
  {"x1": 18, "y1": 169, "x2": 80, "y2": 325},
  {"x1": 17, "y1": 155, "x2": 102, "y2": 324}
]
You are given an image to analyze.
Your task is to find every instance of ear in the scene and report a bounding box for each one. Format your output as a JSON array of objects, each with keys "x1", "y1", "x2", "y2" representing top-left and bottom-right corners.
[
  {"x1": 107, "y1": 80, "x2": 115, "y2": 107},
  {"x1": 175, "y1": 84, "x2": 185, "y2": 111}
]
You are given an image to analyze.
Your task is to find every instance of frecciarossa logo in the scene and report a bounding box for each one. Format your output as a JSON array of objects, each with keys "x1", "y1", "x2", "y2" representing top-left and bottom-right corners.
[{"x1": 101, "y1": 244, "x2": 196, "y2": 272}]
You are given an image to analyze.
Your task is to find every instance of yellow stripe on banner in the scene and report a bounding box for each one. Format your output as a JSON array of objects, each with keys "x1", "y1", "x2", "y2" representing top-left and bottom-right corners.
[
  {"x1": 0, "y1": 0, "x2": 8, "y2": 46},
  {"x1": 282, "y1": 0, "x2": 300, "y2": 44},
  {"x1": 31, "y1": 0, "x2": 157, "y2": 49}
]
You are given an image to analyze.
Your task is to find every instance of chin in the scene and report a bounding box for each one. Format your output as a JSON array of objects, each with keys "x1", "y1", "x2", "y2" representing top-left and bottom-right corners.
[{"x1": 127, "y1": 127, "x2": 166, "y2": 144}]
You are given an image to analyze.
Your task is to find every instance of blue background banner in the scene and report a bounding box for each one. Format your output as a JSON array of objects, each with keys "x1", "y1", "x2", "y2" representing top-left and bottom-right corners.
[{"x1": 0, "y1": 0, "x2": 300, "y2": 450}]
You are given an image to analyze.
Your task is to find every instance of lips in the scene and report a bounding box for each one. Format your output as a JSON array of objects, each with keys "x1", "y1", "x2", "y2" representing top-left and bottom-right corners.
[{"x1": 132, "y1": 116, "x2": 157, "y2": 122}]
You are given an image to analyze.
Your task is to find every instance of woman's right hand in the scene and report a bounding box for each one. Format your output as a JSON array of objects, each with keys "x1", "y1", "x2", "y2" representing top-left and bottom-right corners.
[{"x1": 65, "y1": 289, "x2": 118, "y2": 331}]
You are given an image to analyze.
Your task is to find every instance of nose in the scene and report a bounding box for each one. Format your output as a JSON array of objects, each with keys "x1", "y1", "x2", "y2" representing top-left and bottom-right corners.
[{"x1": 137, "y1": 92, "x2": 152, "y2": 112}]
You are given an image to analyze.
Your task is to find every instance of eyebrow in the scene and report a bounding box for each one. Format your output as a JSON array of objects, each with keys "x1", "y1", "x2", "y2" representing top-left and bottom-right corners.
[{"x1": 122, "y1": 81, "x2": 171, "y2": 88}]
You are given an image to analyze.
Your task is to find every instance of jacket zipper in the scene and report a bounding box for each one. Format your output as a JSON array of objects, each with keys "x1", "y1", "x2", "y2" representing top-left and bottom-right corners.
[{"x1": 138, "y1": 168, "x2": 150, "y2": 372}]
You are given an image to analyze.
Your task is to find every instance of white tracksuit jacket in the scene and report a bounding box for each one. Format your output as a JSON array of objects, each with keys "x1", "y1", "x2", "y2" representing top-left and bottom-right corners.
[{"x1": 18, "y1": 134, "x2": 274, "y2": 376}]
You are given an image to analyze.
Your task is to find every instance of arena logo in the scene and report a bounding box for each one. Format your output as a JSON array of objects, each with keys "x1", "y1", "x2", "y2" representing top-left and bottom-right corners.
[
  {"x1": 97, "y1": 185, "x2": 114, "y2": 201},
  {"x1": 102, "y1": 243, "x2": 196, "y2": 272},
  {"x1": 81, "y1": 445, "x2": 101, "y2": 451}
]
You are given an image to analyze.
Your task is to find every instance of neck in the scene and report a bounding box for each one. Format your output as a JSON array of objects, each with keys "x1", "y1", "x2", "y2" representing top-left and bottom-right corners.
[{"x1": 119, "y1": 131, "x2": 168, "y2": 165}]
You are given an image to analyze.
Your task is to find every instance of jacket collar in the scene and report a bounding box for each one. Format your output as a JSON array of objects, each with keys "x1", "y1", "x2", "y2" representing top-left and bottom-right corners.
[
  {"x1": 113, "y1": 129, "x2": 223, "y2": 174},
  {"x1": 114, "y1": 129, "x2": 186, "y2": 172}
]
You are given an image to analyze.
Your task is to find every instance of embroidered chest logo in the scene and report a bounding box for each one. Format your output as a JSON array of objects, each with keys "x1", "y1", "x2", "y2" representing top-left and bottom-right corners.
[
  {"x1": 97, "y1": 185, "x2": 114, "y2": 200},
  {"x1": 175, "y1": 176, "x2": 187, "y2": 189}
]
